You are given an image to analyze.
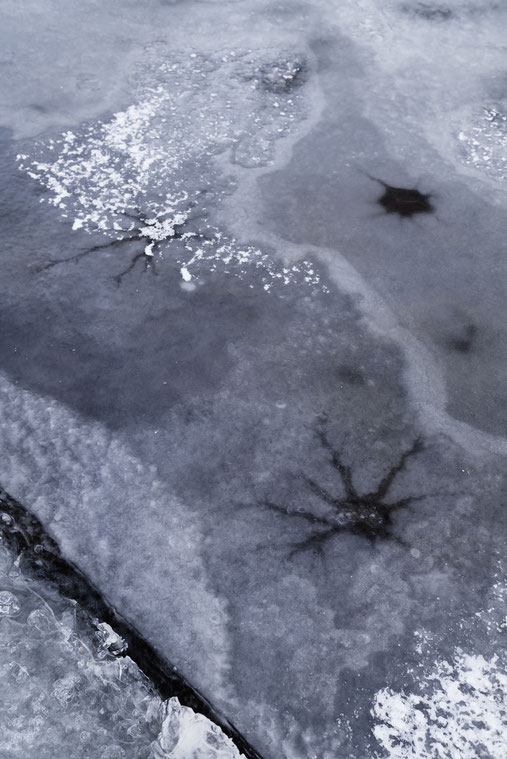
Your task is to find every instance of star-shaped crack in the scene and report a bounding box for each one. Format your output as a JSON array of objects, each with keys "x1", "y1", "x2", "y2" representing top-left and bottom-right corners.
[{"x1": 255, "y1": 423, "x2": 430, "y2": 557}]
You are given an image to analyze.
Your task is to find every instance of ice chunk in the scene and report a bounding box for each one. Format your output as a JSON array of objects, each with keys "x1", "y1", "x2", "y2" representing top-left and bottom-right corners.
[
  {"x1": 0, "y1": 589, "x2": 20, "y2": 616},
  {"x1": 151, "y1": 698, "x2": 243, "y2": 759},
  {"x1": 0, "y1": 517, "x2": 245, "y2": 759}
]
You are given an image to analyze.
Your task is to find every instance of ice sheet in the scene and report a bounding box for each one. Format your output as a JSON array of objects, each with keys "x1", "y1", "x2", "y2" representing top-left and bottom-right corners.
[{"x1": 1, "y1": 0, "x2": 507, "y2": 757}]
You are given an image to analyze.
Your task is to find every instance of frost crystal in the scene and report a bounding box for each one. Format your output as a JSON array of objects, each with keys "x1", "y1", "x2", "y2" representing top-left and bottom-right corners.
[{"x1": 0, "y1": 590, "x2": 21, "y2": 616}]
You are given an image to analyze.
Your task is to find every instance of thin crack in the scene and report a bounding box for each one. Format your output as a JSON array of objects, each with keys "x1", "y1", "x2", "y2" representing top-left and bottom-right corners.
[
  {"x1": 114, "y1": 250, "x2": 157, "y2": 285},
  {"x1": 39, "y1": 235, "x2": 139, "y2": 272},
  {"x1": 37, "y1": 206, "x2": 209, "y2": 284}
]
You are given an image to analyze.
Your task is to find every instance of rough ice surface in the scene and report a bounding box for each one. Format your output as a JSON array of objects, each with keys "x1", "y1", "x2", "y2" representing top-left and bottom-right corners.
[
  {"x1": 371, "y1": 576, "x2": 507, "y2": 758},
  {"x1": 1, "y1": 0, "x2": 507, "y2": 757},
  {"x1": 0, "y1": 539, "x2": 242, "y2": 759}
]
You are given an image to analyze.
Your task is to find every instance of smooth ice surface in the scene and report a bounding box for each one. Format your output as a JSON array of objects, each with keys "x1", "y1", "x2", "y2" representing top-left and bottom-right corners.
[{"x1": 1, "y1": 0, "x2": 507, "y2": 757}]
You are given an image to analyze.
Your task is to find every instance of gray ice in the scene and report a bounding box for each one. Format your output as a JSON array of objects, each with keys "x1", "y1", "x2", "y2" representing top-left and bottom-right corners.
[{"x1": 0, "y1": 0, "x2": 506, "y2": 757}]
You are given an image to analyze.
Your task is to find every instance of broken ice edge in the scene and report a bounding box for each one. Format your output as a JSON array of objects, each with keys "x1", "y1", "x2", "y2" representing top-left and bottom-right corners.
[{"x1": 0, "y1": 486, "x2": 264, "y2": 759}]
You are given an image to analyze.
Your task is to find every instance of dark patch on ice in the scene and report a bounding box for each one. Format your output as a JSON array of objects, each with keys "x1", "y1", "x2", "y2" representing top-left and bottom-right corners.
[
  {"x1": 252, "y1": 418, "x2": 429, "y2": 556},
  {"x1": 336, "y1": 365, "x2": 366, "y2": 386},
  {"x1": 239, "y1": 55, "x2": 308, "y2": 95},
  {"x1": 402, "y1": 3, "x2": 454, "y2": 20},
  {"x1": 372, "y1": 177, "x2": 434, "y2": 218},
  {"x1": 0, "y1": 486, "x2": 265, "y2": 759},
  {"x1": 28, "y1": 103, "x2": 49, "y2": 114},
  {"x1": 257, "y1": 57, "x2": 307, "y2": 94},
  {"x1": 447, "y1": 323, "x2": 477, "y2": 354}
]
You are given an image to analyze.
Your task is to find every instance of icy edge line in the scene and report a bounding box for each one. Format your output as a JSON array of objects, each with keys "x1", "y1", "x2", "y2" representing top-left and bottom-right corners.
[{"x1": 0, "y1": 485, "x2": 264, "y2": 759}]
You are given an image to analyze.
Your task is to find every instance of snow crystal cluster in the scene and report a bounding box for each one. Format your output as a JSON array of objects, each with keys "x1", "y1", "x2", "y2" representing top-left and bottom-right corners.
[
  {"x1": 372, "y1": 651, "x2": 507, "y2": 759},
  {"x1": 17, "y1": 48, "x2": 320, "y2": 291},
  {"x1": 457, "y1": 107, "x2": 507, "y2": 182}
]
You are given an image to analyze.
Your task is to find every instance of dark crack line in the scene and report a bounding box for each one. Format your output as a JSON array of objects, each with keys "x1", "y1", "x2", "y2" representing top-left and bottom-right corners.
[
  {"x1": 369, "y1": 437, "x2": 424, "y2": 501},
  {"x1": 37, "y1": 204, "x2": 213, "y2": 283},
  {"x1": 250, "y1": 422, "x2": 433, "y2": 557},
  {"x1": 114, "y1": 249, "x2": 157, "y2": 285},
  {"x1": 39, "y1": 235, "x2": 140, "y2": 272}
]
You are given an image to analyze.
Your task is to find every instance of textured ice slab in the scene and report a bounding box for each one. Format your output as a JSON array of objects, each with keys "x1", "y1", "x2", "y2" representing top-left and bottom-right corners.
[
  {"x1": 0, "y1": 537, "x2": 243, "y2": 759},
  {"x1": 1, "y1": 0, "x2": 507, "y2": 757}
]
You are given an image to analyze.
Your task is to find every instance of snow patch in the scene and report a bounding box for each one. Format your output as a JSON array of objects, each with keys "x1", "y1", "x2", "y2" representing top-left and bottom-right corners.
[
  {"x1": 372, "y1": 650, "x2": 507, "y2": 759},
  {"x1": 17, "y1": 48, "x2": 319, "y2": 292}
]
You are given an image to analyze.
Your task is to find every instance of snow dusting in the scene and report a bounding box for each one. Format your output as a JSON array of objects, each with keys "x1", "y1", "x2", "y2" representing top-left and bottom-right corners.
[
  {"x1": 372, "y1": 577, "x2": 507, "y2": 758},
  {"x1": 17, "y1": 48, "x2": 320, "y2": 291},
  {"x1": 373, "y1": 651, "x2": 506, "y2": 759}
]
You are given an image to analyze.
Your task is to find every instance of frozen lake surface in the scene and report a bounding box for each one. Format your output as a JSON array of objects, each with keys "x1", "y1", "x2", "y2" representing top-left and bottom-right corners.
[{"x1": 0, "y1": 0, "x2": 506, "y2": 756}]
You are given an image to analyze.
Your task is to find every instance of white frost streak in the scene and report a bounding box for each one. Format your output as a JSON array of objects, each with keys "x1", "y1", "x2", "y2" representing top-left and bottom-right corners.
[
  {"x1": 180, "y1": 231, "x2": 325, "y2": 291},
  {"x1": 457, "y1": 108, "x2": 507, "y2": 182},
  {"x1": 17, "y1": 93, "x2": 189, "y2": 238}
]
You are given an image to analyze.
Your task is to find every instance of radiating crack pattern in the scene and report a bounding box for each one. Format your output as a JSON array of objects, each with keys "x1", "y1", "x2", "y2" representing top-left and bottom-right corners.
[{"x1": 254, "y1": 421, "x2": 427, "y2": 557}]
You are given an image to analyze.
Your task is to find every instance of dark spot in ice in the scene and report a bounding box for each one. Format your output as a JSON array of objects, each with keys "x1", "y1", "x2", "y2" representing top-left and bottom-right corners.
[
  {"x1": 378, "y1": 184, "x2": 434, "y2": 218},
  {"x1": 251, "y1": 57, "x2": 307, "y2": 94},
  {"x1": 403, "y1": 3, "x2": 454, "y2": 20},
  {"x1": 29, "y1": 103, "x2": 48, "y2": 114},
  {"x1": 337, "y1": 365, "x2": 365, "y2": 386},
  {"x1": 369, "y1": 175, "x2": 434, "y2": 218},
  {"x1": 447, "y1": 323, "x2": 477, "y2": 354},
  {"x1": 252, "y1": 418, "x2": 432, "y2": 557},
  {"x1": 0, "y1": 486, "x2": 264, "y2": 759}
]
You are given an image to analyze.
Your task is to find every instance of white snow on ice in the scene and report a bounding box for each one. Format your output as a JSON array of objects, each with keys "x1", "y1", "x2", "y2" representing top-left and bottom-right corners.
[
  {"x1": 17, "y1": 48, "x2": 323, "y2": 291},
  {"x1": 372, "y1": 575, "x2": 507, "y2": 759},
  {"x1": 373, "y1": 651, "x2": 507, "y2": 759}
]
